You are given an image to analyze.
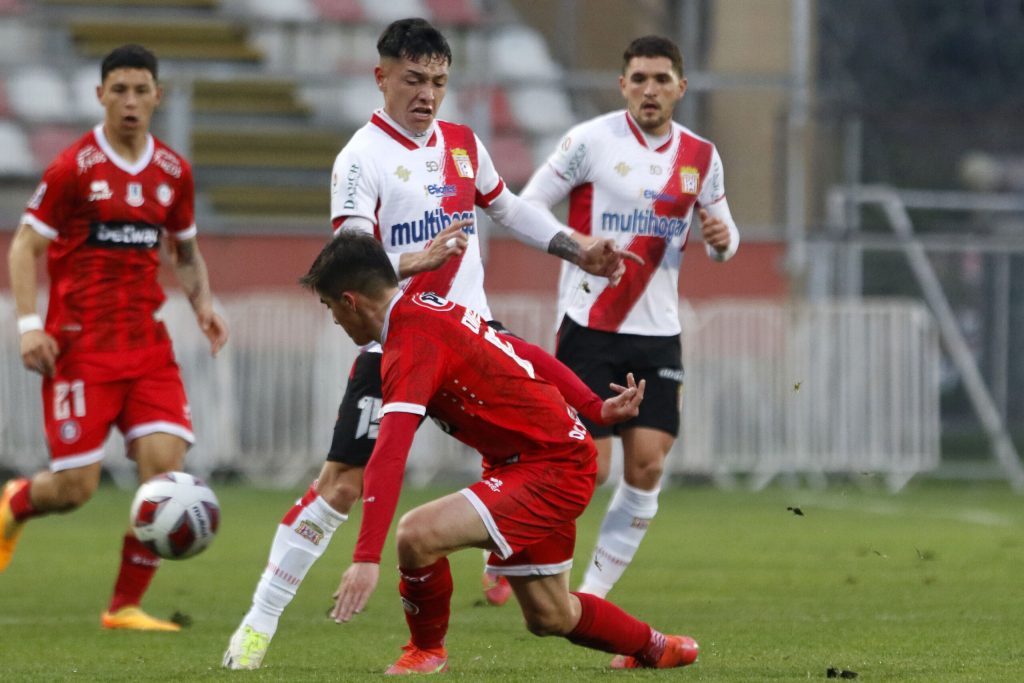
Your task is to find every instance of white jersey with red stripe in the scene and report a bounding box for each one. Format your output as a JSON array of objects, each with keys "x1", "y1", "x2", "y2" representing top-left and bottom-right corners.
[
  {"x1": 329, "y1": 110, "x2": 505, "y2": 330},
  {"x1": 527, "y1": 110, "x2": 732, "y2": 336}
]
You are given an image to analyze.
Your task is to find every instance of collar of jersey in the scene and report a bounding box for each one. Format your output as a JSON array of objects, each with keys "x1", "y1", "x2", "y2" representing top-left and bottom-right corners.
[
  {"x1": 371, "y1": 109, "x2": 438, "y2": 151},
  {"x1": 379, "y1": 289, "x2": 403, "y2": 345},
  {"x1": 92, "y1": 124, "x2": 155, "y2": 176},
  {"x1": 623, "y1": 112, "x2": 675, "y2": 154}
]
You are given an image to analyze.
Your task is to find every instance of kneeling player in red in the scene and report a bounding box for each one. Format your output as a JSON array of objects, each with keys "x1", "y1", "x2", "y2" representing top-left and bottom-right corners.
[{"x1": 308, "y1": 231, "x2": 697, "y2": 673}]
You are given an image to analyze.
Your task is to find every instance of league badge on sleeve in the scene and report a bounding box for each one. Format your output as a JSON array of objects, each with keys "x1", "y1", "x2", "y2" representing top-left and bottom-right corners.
[{"x1": 450, "y1": 148, "x2": 474, "y2": 179}]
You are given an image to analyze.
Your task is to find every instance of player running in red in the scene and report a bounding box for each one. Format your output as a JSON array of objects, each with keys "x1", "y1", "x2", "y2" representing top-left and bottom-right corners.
[
  {"x1": 316, "y1": 230, "x2": 698, "y2": 674},
  {"x1": 1, "y1": 44, "x2": 228, "y2": 631}
]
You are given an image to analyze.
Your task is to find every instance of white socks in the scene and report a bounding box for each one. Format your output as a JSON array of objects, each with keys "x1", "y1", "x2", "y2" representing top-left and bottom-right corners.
[
  {"x1": 243, "y1": 494, "x2": 347, "y2": 635},
  {"x1": 578, "y1": 481, "x2": 659, "y2": 598}
]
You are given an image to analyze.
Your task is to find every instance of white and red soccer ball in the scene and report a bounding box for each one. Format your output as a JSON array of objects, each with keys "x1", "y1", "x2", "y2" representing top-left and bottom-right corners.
[{"x1": 130, "y1": 472, "x2": 220, "y2": 559}]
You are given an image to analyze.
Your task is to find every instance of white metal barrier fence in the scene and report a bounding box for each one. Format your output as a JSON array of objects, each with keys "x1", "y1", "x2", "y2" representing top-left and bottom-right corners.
[{"x1": 0, "y1": 294, "x2": 940, "y2": 490}]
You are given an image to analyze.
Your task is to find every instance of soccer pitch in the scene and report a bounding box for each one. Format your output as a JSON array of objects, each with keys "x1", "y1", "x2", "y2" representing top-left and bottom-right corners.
[{"x1": 1, "y1": 480, "x2": 1023, "y2": 681}]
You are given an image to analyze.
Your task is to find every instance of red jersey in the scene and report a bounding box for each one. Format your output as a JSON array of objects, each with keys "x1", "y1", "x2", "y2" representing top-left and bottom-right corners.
[
  {"x1": 352, "y1": 291, "x2": 595, "y2": 563},
  {"x1": 21, "y1": 124, "x2": 196, "y2": 354},
  {"x1": 380, "y1": 292, "x2": 591, "y2": 463}
]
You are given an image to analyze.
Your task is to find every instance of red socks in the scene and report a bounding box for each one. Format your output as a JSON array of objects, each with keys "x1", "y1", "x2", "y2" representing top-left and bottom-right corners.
[
  {"x1": 567, "y1": 591, "x2": 664, "y2": 664},
  {"x1": 398, "y1": 558, "x2": 453, "y2": 650},
  {"x1": 108, "y1": 533, "x2": 161, "y2": 613},
  {"x1": 8, "y1": 479, "x2": 41, "y2": 522}
]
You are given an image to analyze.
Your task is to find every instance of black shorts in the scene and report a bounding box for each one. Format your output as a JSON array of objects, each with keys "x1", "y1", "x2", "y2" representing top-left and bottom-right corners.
[
  {"x1": 326, "y1": 351, "x2": 383, "y2": 466},
  {"x1": 555, "y1": 316, "x2": 683, "y2": 439},
  {"x1": 326, "y1": 320, "x2": 514, "y2": 466}
]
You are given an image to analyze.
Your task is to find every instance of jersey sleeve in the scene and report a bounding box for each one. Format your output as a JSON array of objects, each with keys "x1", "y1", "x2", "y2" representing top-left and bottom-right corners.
[
  {"x1": 352, "y1": 411, "x2": 420, "y2": 563},
  {"x1": 330, "y1": 142, "x2": 380, "y2": 223},
  {"x1": 21, "y1": 155, "x2": 76, "y2": 240},
  {"x1": 165, "y1": 159, "x2": 197, "y2": 240},
  {"x1": 473, "y1": 135, "x2": 505, "y2": 208},
  {"x1": 544, "y1": 124, "x2": 594, "y2": 188},
  {"x1": 698, "y1": 146, "x2": 740, "y2": 262}
]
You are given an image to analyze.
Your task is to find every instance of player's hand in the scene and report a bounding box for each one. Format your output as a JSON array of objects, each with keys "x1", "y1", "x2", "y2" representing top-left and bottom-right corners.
[
  {"x1": 577, "y1": 236, "x2": 644, "y2": 287},
  {"x1": 600, "y1": 373, "x2": 646, "y2": 424},
  {"x1": 197, "y1": 309, "x2": 229, "y2": 356},
  {"x1": 331, "y1": 561, "x2": 380, "y2": 623},
  {"x1": 20, "y1": 329, "x2": 59, "y2": 377},
  {"x1": 402, "y1": 219, "x2": 471, "y2": 277},
  {"x1": 699, "y1": 208, "x2": 731, "y2": 253}
]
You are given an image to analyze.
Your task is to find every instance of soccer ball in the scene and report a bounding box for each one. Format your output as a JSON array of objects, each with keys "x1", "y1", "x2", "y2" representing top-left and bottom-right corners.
[{"x1": 130, "y1": 472, "x2": 220, "y2": 559}]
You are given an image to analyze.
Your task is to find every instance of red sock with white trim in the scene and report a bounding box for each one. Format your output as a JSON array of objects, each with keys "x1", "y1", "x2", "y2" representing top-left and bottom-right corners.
[
  {"x1": 567, "y1": 591, "x2": 665, "y2": 662},
  {"x1": 108, "y1": 533, "x2": 161, "y2": 613},
  {"x1": 398, "y1": 558, "x2": 453, "y2": 650}
]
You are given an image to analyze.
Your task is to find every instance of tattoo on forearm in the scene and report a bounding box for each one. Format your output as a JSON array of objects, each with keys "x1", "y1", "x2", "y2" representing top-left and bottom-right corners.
[{"x1": 547, "y1": 233, "x2": 582, "y2": 264}]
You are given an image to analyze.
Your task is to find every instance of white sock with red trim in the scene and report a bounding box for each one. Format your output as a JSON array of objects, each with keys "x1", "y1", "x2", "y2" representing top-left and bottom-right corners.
[
  {"x1": 578, "y1": 481, "x2": 659, "y2": 598},
  {"x1": 243, "y1": 493, "x2": 347, "y2": 635}
]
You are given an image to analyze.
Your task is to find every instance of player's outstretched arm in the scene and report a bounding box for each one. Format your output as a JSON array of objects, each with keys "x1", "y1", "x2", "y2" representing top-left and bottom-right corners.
[
  {"x1": 552, "y1": 232, "x2": 645, "y2": 287},
  {"x1": 600, "y1": 373, "x2": 646, "y2": 425},
  {"x1": 171, "y1": 236, "x2": 229, "y2": 356},
  {"x1": 8, "y1": 223, "x2": 59, "y2": 376},
  {"x1": 331, "y1": 411, "x2": 420, "y2": 623}
]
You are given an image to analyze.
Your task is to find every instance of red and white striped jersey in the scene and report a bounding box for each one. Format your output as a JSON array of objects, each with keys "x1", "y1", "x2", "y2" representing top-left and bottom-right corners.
[
  {"x1": 21, "y1": 124, "x2": 196, "y2": 353},
  {"x1": 329, "y1": 110, "x2": 506, "y2": 324},
  {"x1": 525, "y1": 111, "x2": 735, "y2": 336}
]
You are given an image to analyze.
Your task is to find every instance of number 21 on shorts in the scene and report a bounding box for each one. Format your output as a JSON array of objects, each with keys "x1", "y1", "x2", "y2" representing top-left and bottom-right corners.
[{"x1": 54, "y1": 379, "x2": 87, "y2": 419}]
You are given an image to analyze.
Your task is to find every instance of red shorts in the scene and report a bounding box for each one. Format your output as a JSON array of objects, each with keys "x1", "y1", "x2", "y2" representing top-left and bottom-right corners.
[
  {"x1": 42, "y1": 343, "x2": 193, "y2": 472},
  {"x1": 462, "y1": 443, "x2": 597, "y2": 576}
]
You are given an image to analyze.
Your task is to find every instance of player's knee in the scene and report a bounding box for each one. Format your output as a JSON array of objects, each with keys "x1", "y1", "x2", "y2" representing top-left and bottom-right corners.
[
  {"x1": 394, "y1": 512, "x2": 433, "y2": 561},
  {"x1": 315, "y1": 475, "x2": 361, "y2": 514},
  {"x1": 624, "y1": 458, "x2": 665, "y2": 490},
  {"x1": 56, "y1": 476, "x2": 98, "y2": 510},
  {"x1": 523, "y1": 609, "x2": 572, "y2": 638}
]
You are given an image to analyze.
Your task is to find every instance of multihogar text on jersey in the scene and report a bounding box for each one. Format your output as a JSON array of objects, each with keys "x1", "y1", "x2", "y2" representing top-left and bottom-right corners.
[
  {"x1": 600, "y1": 209, "x2": 688, "y2": 239},
  {"x1": 390, "y1": 209, "x2": 475, "y2": 247}
]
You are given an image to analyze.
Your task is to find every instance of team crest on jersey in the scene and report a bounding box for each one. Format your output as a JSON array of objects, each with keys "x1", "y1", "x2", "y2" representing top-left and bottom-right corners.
[
  {"x1": 88, "y1": 180, "x2": 112, "y2": 202},
  {"x1": 28, "y1": 182, "x2": 48, "y2": 209},
  {"x1": 153, "y1": 149, "x2": 182, "y2": 178},
  {"x1": 125, "y1": 182, "x2": 144, "y2": 207},
  {"x1": 76, "y1": 145, "x2": 107, "y2": 173},
  {"x1": 156, "y1": 183, "x2": 174, "y2": 206},
  {"x1": 679, "y1": 166, "x2": 700, "y2": 194},
  {"x1": 450, "y1": 148, "x2": 474, "y2": 179},
  {"x1": 412, "y1": 292, "x2": 455, "y2": 311}
]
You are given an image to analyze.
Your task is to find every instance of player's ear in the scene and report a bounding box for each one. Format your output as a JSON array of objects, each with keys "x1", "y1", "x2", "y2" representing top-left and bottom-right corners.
[{"x1": 374, "y1": 65, "x2": 386, "y2": 91}]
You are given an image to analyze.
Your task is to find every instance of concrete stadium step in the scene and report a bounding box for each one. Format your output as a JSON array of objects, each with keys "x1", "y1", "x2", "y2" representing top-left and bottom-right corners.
[
  {"x1": 205, "y1": 185, "x2": 327, "y2": 218},
  {"x1": 191, "y1": 126, "x2": 347, "y2": 169},
  {"x1": 69, "y1": 20, "x2": 261, "y2": 62},
  {"x1": 193, "y1": 79, "x2": 311, "y2": 117},
  {"x1": 41, "y1": 0, "x2": 220, "y2": 8}
]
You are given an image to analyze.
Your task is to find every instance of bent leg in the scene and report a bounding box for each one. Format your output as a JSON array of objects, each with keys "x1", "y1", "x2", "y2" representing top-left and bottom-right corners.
[{"x1": 1, "y1": 462, "x2": 103, "y2": 573}]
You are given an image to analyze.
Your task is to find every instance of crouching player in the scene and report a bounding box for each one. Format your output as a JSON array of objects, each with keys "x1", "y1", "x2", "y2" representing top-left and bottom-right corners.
[{"x1": 312, "y1": 231, "x2": 698, "y2": 673}]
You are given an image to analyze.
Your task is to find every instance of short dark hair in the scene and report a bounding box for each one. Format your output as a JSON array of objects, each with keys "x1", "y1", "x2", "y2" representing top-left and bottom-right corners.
[
  {"x1": 623, "y1": 35, "x2": 684, "y2": 78},
  {"x1": 101, "y1": 44, "x2": 158, "y2": 82},
  {"x1": 300, "y1": 231, "x2": 398, "y2": 301},
  {"x1": 377, "y1": 17, "x2": 452, "y2": 65}
]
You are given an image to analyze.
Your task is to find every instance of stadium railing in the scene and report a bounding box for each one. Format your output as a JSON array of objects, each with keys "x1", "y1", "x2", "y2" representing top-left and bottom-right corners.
[{"x1": 0, "y1": 292, "x2": 940, "y2": 491}]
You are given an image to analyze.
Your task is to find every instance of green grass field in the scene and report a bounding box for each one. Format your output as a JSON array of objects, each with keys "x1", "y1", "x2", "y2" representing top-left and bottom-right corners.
[{"x1": 2, "y1": 480, "x2": 1023, "y2": 681}]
